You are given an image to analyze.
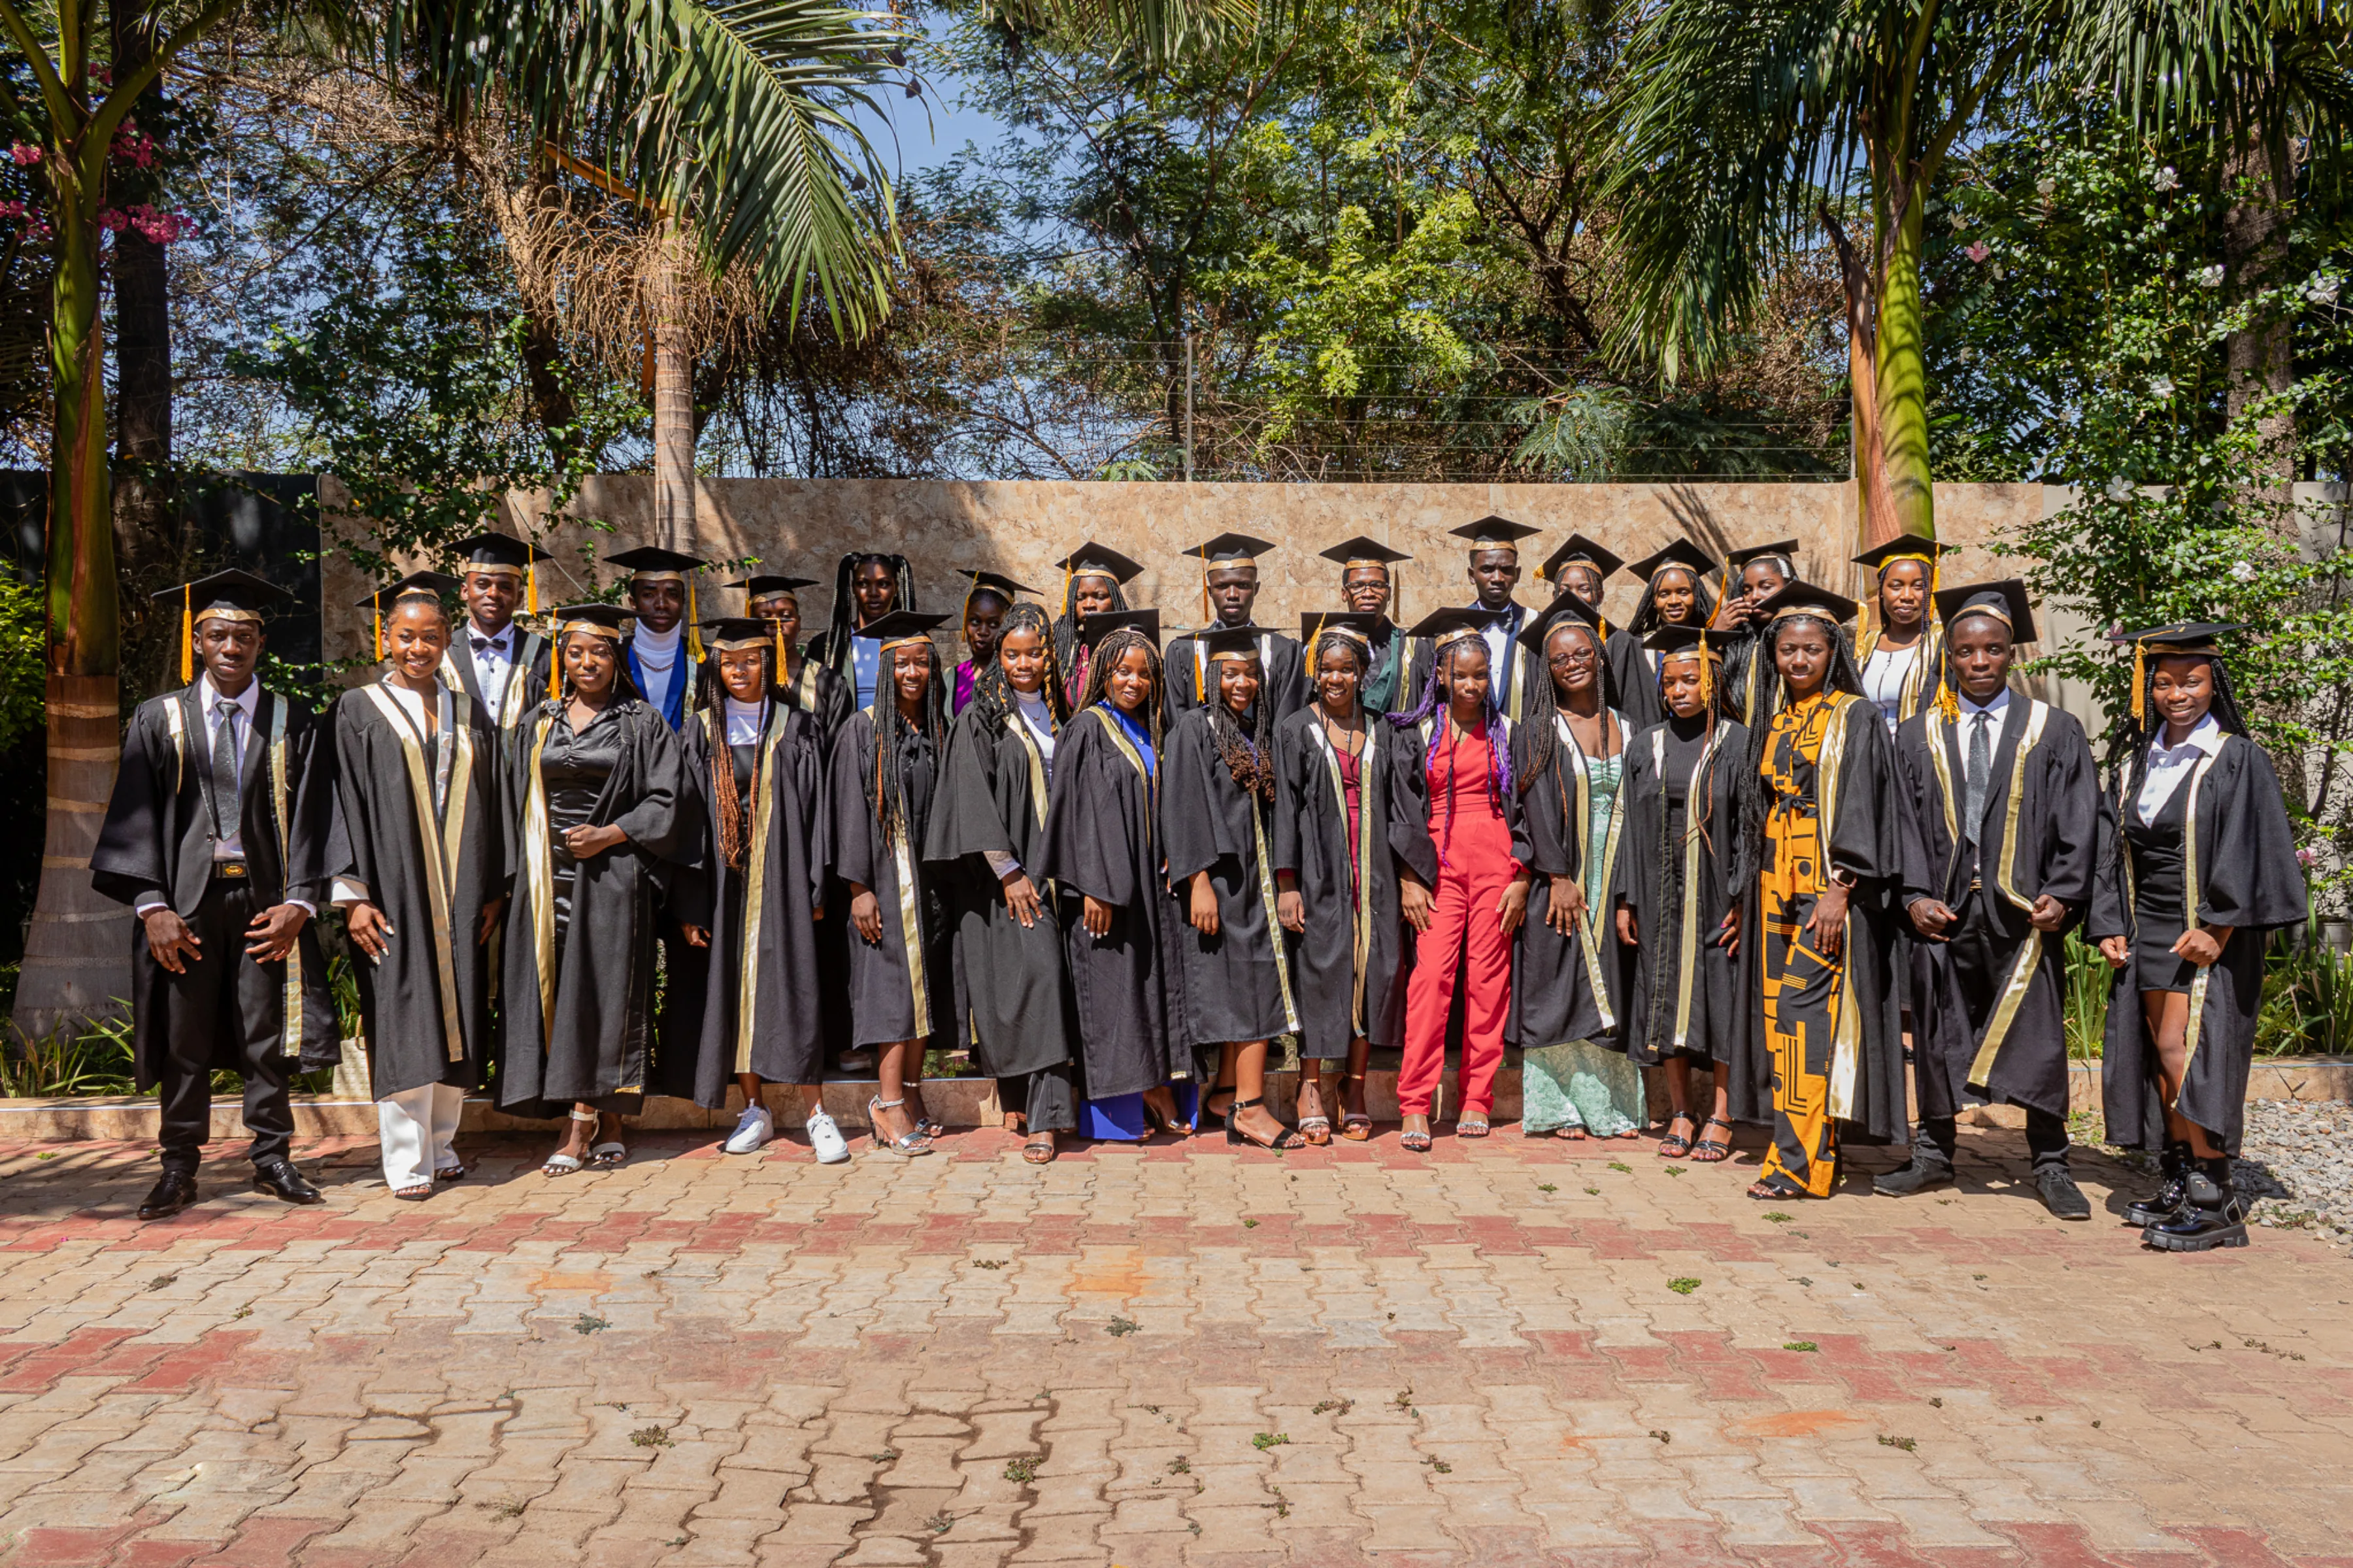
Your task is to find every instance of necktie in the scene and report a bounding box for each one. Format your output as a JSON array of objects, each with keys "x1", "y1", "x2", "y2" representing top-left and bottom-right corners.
[
  {"x1": 209, "y1": 699, "x2": 242, "y2": 846},
  {"x1": 1963, "y1": 710, "x2": 1992, "y2": 847}
]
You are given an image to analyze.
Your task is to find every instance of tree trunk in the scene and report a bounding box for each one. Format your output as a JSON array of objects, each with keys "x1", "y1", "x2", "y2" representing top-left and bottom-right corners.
[
  {"x1": 110, "y1": 2, "x2": 175, "y2": 594},
  {"x1": 2222, "y1": 139, "x2": 2296, "y2": 503},
  {"x1": 1871, "y1": 188, "x2": 1935, "y2": 548},
  {"x1": 649, "y1": 218, "x2": 696, "y2": 549},
  {"x1": 16, "y1": 192, "x2": 131, "y2": 1040}
]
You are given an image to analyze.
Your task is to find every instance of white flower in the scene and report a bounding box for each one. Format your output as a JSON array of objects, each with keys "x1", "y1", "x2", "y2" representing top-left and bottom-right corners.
[
  {"x1": 2196, "y1": 263, "x2": 2225, "y2": 288},
  {"x1": 2105, "y1": 476, "x2": 2134, "y2": 502},
  {"x1": 2036, "y1": 176, "x2": 2057, "y2": 197},
  {"x1": 1956, "y1": 346, "x2": 1977, "y2": 363},
  {"x1": 2231, "y1": 559, "x2": 2258, "y2": 582},
  {"x1": 2150, "y1": 376, "x2": 2175, "y2": 398},
  {"x1": 2308, "y1": 275, "x2": 2342, "y2": 305},
  {"x1": 2154, "y1": 166, "x2": 2180, "y2": 192}
]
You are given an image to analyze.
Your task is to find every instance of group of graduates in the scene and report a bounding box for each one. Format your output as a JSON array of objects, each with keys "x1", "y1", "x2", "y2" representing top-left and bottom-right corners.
[{"x1": 90, "y1": 514, "x2": 2309, "y2": 1254}]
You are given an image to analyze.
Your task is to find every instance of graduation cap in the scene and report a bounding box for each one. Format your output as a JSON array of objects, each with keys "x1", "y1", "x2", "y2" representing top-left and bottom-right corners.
[
  {"x1": 157, "y1": 570, "x2": 290, "y2": 684},
  {"x1": 1318, "y1": 536, "x2": 1411, "y2": 569},
  {"x1": 1536, "y1": 533, "x2": 1625, "y2": 584},
  {"x1": 607, "y1": 546, "x2": 711, "y2": 660},
  {"x1": 1625, "y1": 539, "x2": 1718, "y2": 584},
  {"x1": 1195, "y1": 624, "x2": 1266, "y2": 661},
  {"x1": 956, "y1": 568, "x2": 1035, "y2": 604},
  {"x1": 699, "y1": 616, "x2": 783, "y2": 655},
  {"x1": 1301, "y1": 610, "x2": 1383, "y2": 651},
  {"x1": 1643, "y1": 624, "x2": 1729, "y2": 708},
  {"x1": 551, "y1": 603, "x2": 635, "y2": 642},
  {"x1": 859, "y1": 609, "x2": 950, "y2": 653},
  {"x1": 444, "y1": 533, "x2": 552, "y2": 617},
  {"x1": 1077, "y1": 607, "x2": 1160, "y2": 652},
  {"x1": 357, "y1": 571, "x2": 461, "y2": 662},
  {"x1": 1055, "y1": 542, "x2": 1146, "y2": 586},
  {"x1": 1726, "y1": 538, "x2": 1801, "y2": 575},
  {"x1": 1185, "y1": 531, "x2": 1276, "y2": 568},
  {"x1": 2112, "y1": 620, "x2": 2243, "y2": 727},
  {"x1": 1515, "y1": 595, "x2": 1605, "y2": 658},
  {"x1": 1404, "y1": 606, "x2": 1492, "y2": 655},
  {"x1": 1933, "y1": 579, "x2": 2037, "y2": 642},
  {"x1": 731, "y1": 574, "x2": 819, "y2": 604},
  {"x1": 1450, "y1": 515, "x2": 1541, "y2": 554},
  {"x1": 1852, "y1": 536, "x2": 1952, "y2": 575},
  {"x1": 1751, "y1": 580, "x2": 1860, "y2": 629}
]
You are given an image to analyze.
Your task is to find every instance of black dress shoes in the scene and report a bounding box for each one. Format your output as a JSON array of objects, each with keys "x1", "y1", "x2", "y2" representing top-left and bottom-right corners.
[
  {"x1": 137, "y1": 1172, "x2": 199, "y2": 1220},
  {"x1": 2035, "y1": 1166, "x2": 2092, "y2": 1220},
  {"x1": 1873, "y1": 1154, "x2": 1954, "y2": 1197},
  {"x1": 252, "y1": 1159, "x2": 324, "y2": 1205}
]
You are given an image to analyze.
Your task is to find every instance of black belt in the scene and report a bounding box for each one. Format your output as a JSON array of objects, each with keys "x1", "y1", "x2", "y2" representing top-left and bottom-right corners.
[{"x1": 211, "y1": 858, "x2": 250, "y2": 880}]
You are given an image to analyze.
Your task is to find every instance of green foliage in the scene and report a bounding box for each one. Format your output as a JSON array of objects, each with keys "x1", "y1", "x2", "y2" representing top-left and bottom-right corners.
[
  {"x1": 0, "y1": 573, "x2": 44, "y2": 753},
  {"x1": 0, "y1": 1009, "x2": 137, "y2": 1095},
  {"x1": 2254, "y1": 924, "x2": 2353, "y2": 1058}
]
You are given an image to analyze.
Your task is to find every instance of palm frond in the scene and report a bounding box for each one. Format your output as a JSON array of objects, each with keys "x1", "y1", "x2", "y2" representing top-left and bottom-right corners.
[
  {"x1": 974, "y1": 0, "x2": 1256, "y2": 68},
  {"x1": 2064, "y1": 0, "x2": 2352, "y2": 168}
]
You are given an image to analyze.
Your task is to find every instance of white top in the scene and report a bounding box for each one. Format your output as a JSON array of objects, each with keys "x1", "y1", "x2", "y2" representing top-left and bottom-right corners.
[
  {"x1": 1480, "y1": 607, "x2": 1520, "y2": 703},
  {"x1": 724, "y1": 697, "x2": 767, "y2": 747},
  {"x1": 633, "y1": 621, "x2": 683, "y2": 715},
  {"x1": 1861, "y1": 642, "x2": 1924, "y2": 731},
  {"x1": 983, "y1": 689, "x2": 1059, "y2": 882},
  {"x1": 137, "y1": 676, "x2": 314, "y2": 918},
  {"x1": 2137, "y1": 711, "x2": 2226, "y2": 826},
  {"x1": 331, "y1": 679, "x2": 451, "y2": 909},
  {"x1": 465, "y1": 618, "x2": 518, "y2": 722}
]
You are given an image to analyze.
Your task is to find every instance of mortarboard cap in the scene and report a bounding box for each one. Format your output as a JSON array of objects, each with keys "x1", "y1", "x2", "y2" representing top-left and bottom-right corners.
[
  {"x1": 605, "y1": 546, "x2": 708, "y2": 579},
  {"x1": 1751, "y1": 580, "x2": 1860, "y2": 627},
  {"x1": 1078, "y1": 607, "x2": 1160, "y2": 652},
  {"x1": 156, "y1": 568, "x2": 288, "y2": 624},
  {"x1": 1403, "y1": 607, "x2": 1492, "y2": 651},
  {"x1": 1852, "y1": 535, "x2": 1952, "y2": 574},
  {"x1": 1186, "y1": 532, "x2": 1277, "y2": 567},
  {"x1": 732, "y1": 575, "x2": 819, "y2": 600},
  {"x1": 859, "y1": 610, "x2": 950, "y2": 651},
  {"x1": 1536, "y1": 533, "x2": 1626, "y2": 582},
  {"x1": 1450, "y1": 515, "x2": 1541, "y2": 551},
  {"x1": 958, "y1": 568, "x2": 1036, "y2": 600},
  {"x1": 1934, "y1": 579, "x2": 2038, "y2": 642},
  {"x1": 1516, "y1": 595, "x2": 1605, "y2": 658},
  {"x1": 1056, "y1": 542, "x2": 1146, "y2": 584},
  {"x1": 1301, "y1": 610, "x2": 1384, "y2": 649},
  {"x1": 1195, "y1": 624, "x2": 1265, "y2": 660},
  {"x1": 551, "y1": 603, "x2": 635, "y2": 641},
  {"x1": 699, "y1": 617, "x2": 782, "y2": 652},
  {"x1": 1624, "y1": 539, "x2": 1718, "y2": 583},
  {"x1": 355, "y1": 571, "x2": 460, "y2": 612},
  {"x1": 448, "y1": 533, "x2": 553, "y2": 575},
  {"x1": 1319, "y1": 536, "x2": 1411, "y2": 569},
  {"x1": 1726, "y1": 539, "x2": 1801, "y2": 573}
]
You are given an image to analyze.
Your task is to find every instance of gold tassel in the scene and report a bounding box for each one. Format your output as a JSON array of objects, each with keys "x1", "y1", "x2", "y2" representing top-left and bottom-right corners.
[
  {"x1": 686, "y1": 579, "x2": 704, "y2": 663},
  {"x1": 2130, "y1": 639, "x2": 2147, "y2": 727},
  {"x1": 774, "y1": 618, "x2": 787, "y2": 682},
  {"x1": 180, "y1": 584, "x2": 192, "y2": 685},
  {"x1": 527, "y1": 559, "x2": 537, "y2": 615},
  {"x1": 374, "y1": 604, "x2": 384, "y2": 663},
  {"x1": 549, "y1": 637, "x2": 562, "y2": 701},
  {"x1": 1935, "y1": 663, "x2": 1960, "y2": 721},
  {"x1": 1199, "y1": 565, "x2": 1209, "y2": 627}
]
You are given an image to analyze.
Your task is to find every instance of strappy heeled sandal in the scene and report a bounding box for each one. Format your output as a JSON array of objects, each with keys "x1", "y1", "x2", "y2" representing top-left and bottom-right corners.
[
  {"x1": 543, "y1": 1108, "x2": 599, "y2": 1176},
  {"x1": 905, "y1": 1096, "x2": 945, "y2": 1141},
  {"x1": 1658, "y1": 1113, "x2": 1697, "y2": 1159},
  {"x1": 1225, "y1": 1096, "x2": 1305, "y2": 1151},
  {"x1": 1341, "y1": 1073, "x2": 1372, "y2": 1141},
  {"x1": 870, "y1": 1096, "x2": 934, "y2": 1158},
  {"x1": 1141, "y1": 1090, "x2": 1195, "y2": 1138},
  {"x1": 1295, "y1": 1078, "x2": 1332, "y2": 1146},
  {"x1": 1690, "y1": 1116, "x2": 1735, "y2": 1163},
  {"x1": 1399, "y1": 1116, "x2": 1433, "y2": 1153}
]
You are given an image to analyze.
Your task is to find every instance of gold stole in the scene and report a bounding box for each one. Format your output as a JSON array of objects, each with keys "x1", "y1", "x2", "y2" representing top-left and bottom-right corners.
[{"x1": 360, "y1": 684, "x2": 476, "y2": 1063}]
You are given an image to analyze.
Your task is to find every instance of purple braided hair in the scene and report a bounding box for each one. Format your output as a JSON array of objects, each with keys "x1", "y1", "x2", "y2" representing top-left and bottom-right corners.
[{"x1": 1388, "y1": 637, "x2": 1511, "y2": 867}]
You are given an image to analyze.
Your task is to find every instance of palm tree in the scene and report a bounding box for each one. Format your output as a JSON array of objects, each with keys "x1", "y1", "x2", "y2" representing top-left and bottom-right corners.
[
  {"x1": 8, "y1": 0, "x2": 910, "y2": 1035},
  {"x1": 1605, "y1": 0, "x2": 2067, "y2": 548}
]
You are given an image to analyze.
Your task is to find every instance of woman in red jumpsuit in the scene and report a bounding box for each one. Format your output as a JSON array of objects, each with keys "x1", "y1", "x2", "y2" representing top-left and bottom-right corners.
[{"x1": 1389, "y1": 610, "x2": 1531, "y2": 1150}]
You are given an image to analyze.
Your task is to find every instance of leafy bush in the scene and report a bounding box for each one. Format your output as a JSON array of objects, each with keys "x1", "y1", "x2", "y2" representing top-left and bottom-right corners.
[{"x1": 0, "y1": 573, "x2": 44, "y2": 755}]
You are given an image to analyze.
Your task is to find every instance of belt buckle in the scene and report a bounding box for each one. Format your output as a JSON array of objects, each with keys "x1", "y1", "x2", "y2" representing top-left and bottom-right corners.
[{"x1": 216, "y1": 860, "x2": 248, "y2": 879}]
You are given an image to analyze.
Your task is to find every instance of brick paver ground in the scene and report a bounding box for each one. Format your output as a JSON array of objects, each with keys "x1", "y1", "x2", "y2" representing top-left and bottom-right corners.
[{"x1": 0, "y1": 1122, "x2": 2347, "y2": 1567}]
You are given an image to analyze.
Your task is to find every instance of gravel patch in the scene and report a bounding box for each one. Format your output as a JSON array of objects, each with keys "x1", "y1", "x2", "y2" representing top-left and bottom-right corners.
[{"x1": 2236, "y1": 1099, "x2": 2353, "y2": 1248}]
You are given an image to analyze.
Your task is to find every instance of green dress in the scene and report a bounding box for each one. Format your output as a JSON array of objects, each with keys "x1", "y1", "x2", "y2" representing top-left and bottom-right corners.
[{"x1": 1521, "y1": 737, "x2": 1647, "y2": 1135}]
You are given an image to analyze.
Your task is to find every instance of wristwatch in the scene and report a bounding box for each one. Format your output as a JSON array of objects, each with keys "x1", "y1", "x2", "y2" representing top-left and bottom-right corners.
[{"x1": 1827, "y1": 867, "x2": 1858, "y2": 891}]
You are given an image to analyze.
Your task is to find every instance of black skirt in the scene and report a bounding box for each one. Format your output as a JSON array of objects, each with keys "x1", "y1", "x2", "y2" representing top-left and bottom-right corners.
[{"x1": 2125, "y1": 788, "x2": 2195, "y2": 994}]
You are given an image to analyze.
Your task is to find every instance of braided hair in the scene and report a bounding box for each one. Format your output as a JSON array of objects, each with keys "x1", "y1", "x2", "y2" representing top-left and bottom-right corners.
[
  {"x1": 1518, "y1": 618, "x2": 1618, "y2": 809},
  {"x1": 969, "y1": 603, "x2": 1069, "y2": 732},
  {"x1": 817, "y1": 552, "x2": 916, "y2": 684},
  {"x1": 1390, "y1": 635, "x2": 1512, "y2": 868},
  {"x1": 551, "y1": 629, "x2": 642, "y2": 710},
  {"x1": 1053, "y1": 573, "x2": 1131, "y2": 705},
  {"x1": 867, "y1": 637, "x2": 945, "y2": 841},
  {"x1": 696, "y1": 644, "x2": 784, "y2": 871},
  {"x1": 1077, "y1": 626, "x2": 1165, "y2": 761},
  {"x1": 1626, "y1": 567, "x2": 1718, "y2": 637},
  {"x1": 1205, "y1": 656, "x2": 1278, "y2": 801},
  {"x1": 1309, "y1": 627, "x2": 1371, "y2": 709},
  {"x1": 1734, "y1": 610, "x2": 1867, "y2": 892}
]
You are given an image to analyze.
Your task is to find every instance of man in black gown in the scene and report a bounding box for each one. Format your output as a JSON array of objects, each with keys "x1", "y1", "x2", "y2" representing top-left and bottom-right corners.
[
  {"x1": 608, "y1": 546, "x2": 709, "y2": 732},
  {"x1": 1878, "y1": 581, "x2": 2101, "y2": 1219},
  {"x1": 91, "y1": 571, "x2": 337, "y2": 1219},
  {"x1": 1402, "y1": 515, "x2": 1544, "y2": 719},
  {"x1": 1319, "y1": 535, "x2": 1412, "y2": 714},
  {"x1": 1163, "y1": 533, "x2": 1308, "y2": 727},
  {"x1": 441, "y1": 532, "x2": 554, "y2": 731}
]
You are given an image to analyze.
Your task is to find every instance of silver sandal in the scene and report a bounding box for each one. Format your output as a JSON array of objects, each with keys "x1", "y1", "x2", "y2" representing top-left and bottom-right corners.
[
  {"x1": 544, "y1": 1109, "x2": 598, "y2": 1176},
  {"x1": 869, "y1": 1096, "x2": 933, "y2": 1157}
]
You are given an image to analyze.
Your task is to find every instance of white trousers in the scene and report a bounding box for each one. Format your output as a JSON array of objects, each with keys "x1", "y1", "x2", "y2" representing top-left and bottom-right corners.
[{"x1": 378, "y1": 1082, "x2": 465, "y2": 1189}]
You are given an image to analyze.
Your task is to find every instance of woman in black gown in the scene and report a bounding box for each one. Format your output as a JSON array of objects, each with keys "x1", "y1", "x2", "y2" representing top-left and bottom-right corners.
[
  {"x1": 830, "y1": 611, "x2": 955, "y2": 1155},
  {"x1": 2092, "y1": 626, "x2": 2307, "y2": 1250},
  {"x1": 739, "y1": 574, "x2": 854, "y2": 748},
  {"x1": 664, "y1": 618, "x2": 841, "y2": 1163},
  {"x1": 1611, "y1": 626, "x2": 1747, "y2": 1162},
  {"x1": 1274, "y1": 612, "x2": 1420, "y2": 1143},
  {"x1": 1163, "y1": 626, "x2": 1305, "y2": 1151},
  {"x1": 499, "y1": 604, "x2": 693, "y2": 1175},
  {"x1": 925, "y1": 603, "x2": 1082, "y2": 1163},
  {"x1": 1620, "y1": 540, "x2": 1720, "y2": 725},
  {"x1": 1040, "y1": 611, "x2": 1190, "y2": 1138}
]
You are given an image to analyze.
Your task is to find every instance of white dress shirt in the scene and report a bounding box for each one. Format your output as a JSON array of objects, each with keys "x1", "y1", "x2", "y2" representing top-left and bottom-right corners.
[
  {"x1": 466, "y1": 620, "x2": 518, "y2": 724},
  {"x1": 137, "y1": 675, "x2": 314, "y2": 918},
  {"x1": 724, "y1": 697, "x2": 767, "y2": 746},
  {"x1": 1863, "y1": 642, "x2": 1925, "y2": 731},
  {"x1": 2137, "y1": 711, "x2": 2226, "y2": 825},
  {"x1": 1479, "y1": 607, "x2": 1520, "y2": 702},
  {"x1": 633, "y1": 621, "x2": 683, "y2": 715}
]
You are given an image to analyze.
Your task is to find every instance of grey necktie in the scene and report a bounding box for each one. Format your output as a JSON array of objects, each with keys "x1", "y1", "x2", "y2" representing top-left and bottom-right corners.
[
  {"x1": 1963, "y1": 710, "x2": 1992, "y2": 847},
  {"x1": 209, "y1": 699, "x2": 242, "y2": 845}
]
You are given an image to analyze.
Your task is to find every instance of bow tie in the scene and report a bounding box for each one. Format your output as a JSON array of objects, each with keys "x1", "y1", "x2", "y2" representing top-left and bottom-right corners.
[{"x1": 472, "y1": 635, "x2": 508, "y2": 653}]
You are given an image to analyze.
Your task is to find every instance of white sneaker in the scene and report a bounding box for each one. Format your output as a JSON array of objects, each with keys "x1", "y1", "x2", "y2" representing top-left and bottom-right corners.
[
  {"x1": 806, "y1": 1110, "x2": 850, "y2": 1164},
  {"x1": 724, "y1": 1105, "x2": 774, "y2": 1155}
]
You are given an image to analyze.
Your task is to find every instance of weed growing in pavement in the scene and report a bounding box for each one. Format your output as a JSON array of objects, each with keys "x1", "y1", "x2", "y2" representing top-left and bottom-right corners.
[
  {"x1": 1423, "y1": 1455, "x2": 1452, "y2": 1473},
  {"x1": 1667, "y1": 1277, "x2": 1701, "y2": 1295},
  {"x1": 1878, "y1": 1435, "x2": 1917, "y2": 1451},
  {"x1": 1785, "y1": 1341, "x2": 1818, "y2": 1352},
  {"x1": 1312, "y1": 1399, "x2": 1352, "y2": 1415},
  {"x1": 1004, "y1": 1456, "x2": 1040, "y2": 1483},
  {"x1": 1252, "y1": 1433, "x2": 1288, "y2": 1450},
  {"x1": 1168, "y1": 1456, "x2": 1190, "y2": 1475},
  {"x1": 574, "y1": 1315, "x2": 608, "y2": 1335},
  {"x1": 629, "y1": 1427, "x2": 672, "y2": 1448},
  {"x1": 1107, "y1": 1316, "x2": 1140, "y2": 1337},
  {"x1": 1609, "y1": 1161, "x2": 1632, "y2": 1173}
]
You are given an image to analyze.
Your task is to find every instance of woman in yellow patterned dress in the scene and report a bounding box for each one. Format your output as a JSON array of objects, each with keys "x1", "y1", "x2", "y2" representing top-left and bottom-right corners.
[{"x1": 1733, "y1": 583, "x2": 1907, "y2": 1201}]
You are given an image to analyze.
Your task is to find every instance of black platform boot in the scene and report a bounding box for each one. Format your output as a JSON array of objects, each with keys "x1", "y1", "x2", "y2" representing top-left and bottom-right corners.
[
  {"x1": 2144, "y1": 1161, "x2": 2248, "y2": 1252},
  {"x1": 2126, "y1": 1141, "x2": 2192, "y2": 1227}
]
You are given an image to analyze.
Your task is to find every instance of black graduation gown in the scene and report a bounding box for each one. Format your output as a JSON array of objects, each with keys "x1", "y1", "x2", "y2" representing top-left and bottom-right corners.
[
  {"x1": 439, "y1": 628, "x2": 552, "y2": 733},
  {"x1": 1161, "y1": 709, "x2": 1299, "y2": 1050},
  {"x1": 1163, "y1": 629, "x2": 1308, "y2": 730},
  {"x1": 1730, "y1": 692, "x2": 1908, "y2": 1143},
  {"x1": 1612, "y1": 716, "x2": 1749, "y2": 1068},
  {"x1": 1040, "y1": 707, "x2": 1182, "y2": 1095},
  {"x1": 1893, "y1": 697, "x2": 2101, "y2": 1121},
  {"x1": 660, "y1": 702, "x2": 830, "y2": 1105},
  {"x1": 1606, "y1": 628, "x2": 1662, "y2": 732},
  {"x1": 1720, "y1": 628, "x2": 1772, "y2": 728},
  {"x1": 779, "y1": 654, "x2": 855, "y2": 756},
  {"x1": 327, "y1": 681, "x2": 501, "y2": 1099},
  {"x1": 91, "y1": 685, "x2": 341, "y2": 1088},
  {"x1": 1272, "y1": 709, "x2": 1418, "y2": 1056},
  {"x1": 805, "y1": 631, "x2": 948, "y2": 735},
  {"x1": 1401, "y1": 604, "x2": 1546, "y2": 720},
  {"x1": 922, "y1": 701, "x2": 1077, "y2": 1082},
  {"x1": 829, "y1": 707, "x2": 950, "y2": 1046},
  {"x1": 2090, "y1": 731, "x2": 2307, "y2": 1154},
  {"x1": 497, "y1": 699, "x2": 693, "y2": 1113},
  {"x1": 1509, "y1": 714, "x2": 1629, "y2": 1052}
]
